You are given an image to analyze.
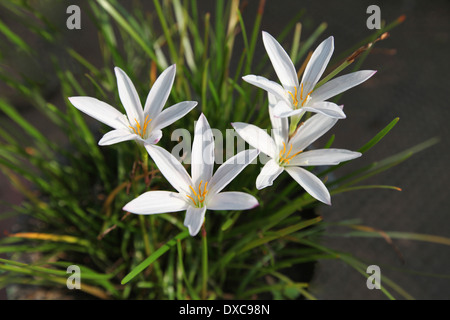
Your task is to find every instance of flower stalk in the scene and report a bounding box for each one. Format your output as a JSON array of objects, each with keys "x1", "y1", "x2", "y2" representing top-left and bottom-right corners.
[
  {"x1": 289, "y1": 113, "x2": 302, "y2": 136},
  {"x1": 141, "y1": 146, "x2": 150, "y2": 187},
  {"x1": 201, "y1": 222, "x2": 208, "y2": 300}
]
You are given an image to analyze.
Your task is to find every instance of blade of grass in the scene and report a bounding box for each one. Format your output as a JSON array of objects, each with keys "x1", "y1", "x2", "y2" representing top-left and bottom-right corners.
[
  {"x1": 152, "y1": 0, "x2": 178, "y2": 63},
  {"x1": 343, "y1": 225, "x2": 450, "y2": 247},
  {"x1": 238, "y1": 216, "x2": 322, "y2": 254},
  {"x1": 95, "y1": 0, "x2": 158, "y2": 64},
  {"x1": 121, "y1": 230, "x2": 190, "y2": 284},
  {"x1": 0, "y1": 18, "x2": 32, "y2": 53}
]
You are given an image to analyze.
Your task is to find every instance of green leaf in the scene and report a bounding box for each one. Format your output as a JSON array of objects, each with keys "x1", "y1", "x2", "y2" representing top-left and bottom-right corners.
[
  {"x1": 95, "y1": 0, "x2": 158, "y2": 64},
  {"x1": 0, "y1": 19, "x2": 32, "y2": 53},
  {"x1": 358, "y1": 117, "x2": 400, "y2": 154},
  {"x1": 343, "y1": 226, "x2": 450, "y2": 247},
  {"x1": 238, "y1": 216, "x2": 322, "y2": 254},
  {"x1": 121, "y1": 230, "x2": 190, "y2": 285}
]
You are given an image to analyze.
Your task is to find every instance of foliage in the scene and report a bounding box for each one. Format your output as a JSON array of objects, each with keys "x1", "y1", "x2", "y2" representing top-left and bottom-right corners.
[{"x1": 0, "y1": 0, "x2": 442, "y2": 300}]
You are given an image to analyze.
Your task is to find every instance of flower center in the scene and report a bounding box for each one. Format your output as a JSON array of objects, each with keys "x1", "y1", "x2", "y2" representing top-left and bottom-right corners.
[
  {"x1": 287, "y1": 83, "x2": 313, "y2": 110},
  {"x1": 129, "y1": 115, "x2": 152, "y2": 138},
  {"x1": 186, "y1": 180, "x2": 208, "y2": 208},
  {"x1": 278, "y1": 142, "x2": 302, "y2": 165}
]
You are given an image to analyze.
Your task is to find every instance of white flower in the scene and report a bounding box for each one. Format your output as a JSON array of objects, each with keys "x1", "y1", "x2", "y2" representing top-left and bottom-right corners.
[
  {"x1": 68, "y1": 64, "x2": 197, "y2": 146},
  {"x1": 243, "y1": 31, "x2": 376, "y2": 119},
  {"x1": 123, "y1": 114, "x2": 260, "y2": 236},
  {"x1": 232, "y1": 93, "x2": 362, "y2": 205}
]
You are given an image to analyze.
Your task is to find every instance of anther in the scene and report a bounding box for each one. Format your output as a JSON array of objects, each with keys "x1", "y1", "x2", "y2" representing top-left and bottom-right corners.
[
  {"x1": 129, "y1": 116, "x2": 152, "y2": 138},
  {"x1": 279, "y1": 142, "x2": 302, "y2": 165},
  {"x1": 187, "y1": 181, "x2": 209, "y2": 207},
  {"x1": 288, "y1": 87, "x2": 299, "y2": 107}
]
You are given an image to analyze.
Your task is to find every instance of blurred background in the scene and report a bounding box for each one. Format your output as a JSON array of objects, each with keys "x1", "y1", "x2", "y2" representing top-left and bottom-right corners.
[{"x1": 0, "y1": 0, "x2": 448, "y2": 299}]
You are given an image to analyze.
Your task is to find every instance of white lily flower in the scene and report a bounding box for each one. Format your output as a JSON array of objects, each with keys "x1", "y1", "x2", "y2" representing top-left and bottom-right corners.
[
  {"x1": 232, "y1": 93, "x2": 362, "y2": 205},
  {"x1": 243, "y1": 31, "x2": 376, "y2": 119},
  {"x1": 68, "y1": 64, "x2": 197, "y2": 146},
  {"x1": 123, "y1": 114, "x2": 260, "y2": 236}
]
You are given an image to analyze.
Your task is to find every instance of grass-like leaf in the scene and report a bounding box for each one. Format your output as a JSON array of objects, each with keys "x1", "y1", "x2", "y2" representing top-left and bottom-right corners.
[{"x1": 121, "y1": 230, "x2": 190, "y2": 285}]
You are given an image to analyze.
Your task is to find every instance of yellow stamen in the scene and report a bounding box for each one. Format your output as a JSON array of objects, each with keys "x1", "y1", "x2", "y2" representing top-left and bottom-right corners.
[
  {"x1": 198, "y1": 180, "x2": 203, "y2": 197},
  {"x1": 301, "y1": 88, "x2": 314, "y2": 107},
  {"x1": 135, "y1": 118, "x2": 142, "y2": 136},
  {"x1": 279, "y1": 142, "x2": 303, "y2": 165},
  {"x1": 287, "y1": 87, "x2": 299, "y2": 107},
  {"x1": 142, "y1": 115, "x2": 150, "y2": 135},
  {"x1": 186, "y1": 195, "x2": 196, "y2": 204},
  {"x1": 129, "y1": 116, "x2": 152, "y2": 138},
  {"x1": 285, "y1": 143, "x2": 293, "y2": 158},
  {"x1": 129, "y1": 125, "x2": 138, "y2": 135},
  {"x1": 203, "y1": 181, "x2": 208, "y2": 196},
  {"x1": 279, "y1": 142, "x2": 287, "y2": 159},
  {"x1": 186, "y1": 180, "x2": 209, "y2": 207},
  {"x1": 285, "y1": 83, "x2": 314, "y2": 109},
  {"x1": 189, "y1": 185, "x2": 198, "y2": 197}
]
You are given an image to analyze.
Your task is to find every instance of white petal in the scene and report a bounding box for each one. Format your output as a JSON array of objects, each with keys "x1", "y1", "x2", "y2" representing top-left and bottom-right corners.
[
  {"x1": 232, "y1": 122, "x2": 276, "y2": 158},
  {"x1": 272, "y1": 101, "x2": 305, "y2": 118},
  {"x1": 289, "y1": 149, "x2": 362, "y2": 166},
  {"x1": 143, "y1": 129, "x2": 162, "y2": 145},
  {"x1": 242, "y1": 75, "x2": 290, "y2": 105},
  {"x1": 290, "y1": 112, "x2": 339, "y2": 152},
  {"x1": 150, "y1": 101, "x2": 197, "y2": 132},
  {"x1": 256, "y1": 159, "x2": 284, "y2": 189},
  {"x1": 208, "y1": 149, "x2": 260, "y2": 195},
  {"x1": 145, "y1": 144, "x2": 192, "y2": 195},
  {"x1": 143, "y1": 64, "x2": 176, "y2": 119},
  {"x1": 114, "y1": 67, "x2": 144, "y2": 124},
  {"x1": 184, "y1": 206, "x2": 206, "y2": 236},
  {"x1": 301, "y1": 36, "x2": 334, "y2": 95},
  {"x1": 123, "y1": 191, "x2": 188, "y2": 215},
  {"x1": 207, "y1": 192, "x2": 259, "y2": 211},
  {"x1": 191, "y1": 114, "x2": 215, "y2": 186},
  {"x1": 98, "y1": 129, "x2": 137, "y2": 146},
  {"x1": 301, "y1": 101, "x2": 346, "y2": 119},
  {"x1": 262, "y1": 31, "x2": 299, "y2": 91},
  {"x1": 311, "y1": 70, "x2": 377, "y2": 102},
  {"x1": 285, "y1": 166, "x2": 331, "y2": 205},
  {"x1": 68, "y1": 97, "x2": 128, "y2": 130},
  {"x1": 268, "y1": 93, "x2": 288, "y2": 148}
]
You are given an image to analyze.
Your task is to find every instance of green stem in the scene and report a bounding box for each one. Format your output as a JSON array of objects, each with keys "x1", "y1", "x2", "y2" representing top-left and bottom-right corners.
[
  {"x1": 138, "y1": 148, "x2": 151, "y2": 256},
  {"x1": 139, "y1": 215, "x2": 151, "y2": 256},
  {"x1": 201, "y1": 222, "x2": 208, "y2": 299},
  {"x1": 177, "y1": 239, "x2": 200, "y2": 300},
  {"x1": 141, "y1": 147, "x2": 150, "y2": 186},
  {"x1": 289, "y1": 113, "x2": 302, "y2": 136},
  {"x1": 139, "y1": 147, "x2": 164, "y2": 281},
  {"x1": 314, "y1": 60, "x2": 352, "y2": 90}
]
